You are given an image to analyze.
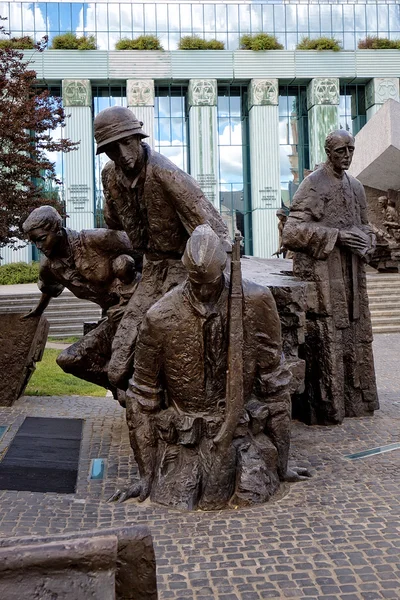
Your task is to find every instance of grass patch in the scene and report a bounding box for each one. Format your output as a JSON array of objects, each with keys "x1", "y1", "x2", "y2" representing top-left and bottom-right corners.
[
  {"x1": 25, "y1": 349, "x2": 107, "y2": 397},
  {"x1": 47, "y1": 336, "x2": 81, "y2": 344}
]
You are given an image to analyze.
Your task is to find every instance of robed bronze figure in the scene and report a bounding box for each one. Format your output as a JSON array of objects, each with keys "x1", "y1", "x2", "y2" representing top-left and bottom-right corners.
[{"x1": 283, "y1": 130, "x2": 379, "y2": 425}]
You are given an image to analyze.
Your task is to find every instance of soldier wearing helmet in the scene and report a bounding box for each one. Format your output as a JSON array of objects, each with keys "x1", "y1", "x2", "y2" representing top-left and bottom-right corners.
[
  {"x1": 108, "y1": 224, "x2": 309, "y2": 506},
  {"x1": 93, "y1": 106, "x2": 230, "y2": 390}
]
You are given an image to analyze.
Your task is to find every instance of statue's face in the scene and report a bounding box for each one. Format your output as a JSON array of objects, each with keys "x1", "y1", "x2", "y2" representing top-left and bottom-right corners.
[
  {"x1": 103, "y1": 135, "x2": 141, "y2": 172},
  {"x1": 28, "y1": 227, "x2": 60, "y2": 258},
  {"x1": 188, "y1": 271, "x2": 224, "y2": 303},
  {"x1": 326, "y1": 135, "x2": 355, "y2": 171}
]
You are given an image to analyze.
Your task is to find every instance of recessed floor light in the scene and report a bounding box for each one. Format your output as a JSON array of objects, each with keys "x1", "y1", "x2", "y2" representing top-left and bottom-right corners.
[{"x1": 344, "y1": 443, "x2": 400, "y2": 460}]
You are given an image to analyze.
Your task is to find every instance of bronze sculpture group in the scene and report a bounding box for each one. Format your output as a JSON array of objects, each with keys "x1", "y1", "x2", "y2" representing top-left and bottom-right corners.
[{"x1": 23, "y1": 108, "x2": 379, "y2": 510}]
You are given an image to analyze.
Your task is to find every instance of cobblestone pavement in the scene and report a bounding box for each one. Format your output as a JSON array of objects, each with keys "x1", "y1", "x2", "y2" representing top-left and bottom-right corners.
[{"x1": 0, "y1": 334, "x2": 400, "y2": 599}]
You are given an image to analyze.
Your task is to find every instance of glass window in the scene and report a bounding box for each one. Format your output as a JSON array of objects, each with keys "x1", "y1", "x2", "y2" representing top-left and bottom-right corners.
[
  {"x1": 366, "y1": 4, "x2": 378, "y2": 33},
  {"x1": 239, "y1": 5, "x2": 251, "y2": 35},
  {"x1": 144, "y1": 4, "x2": 156, "y2": 32},
  {"x1": 156, "y1": 3, "x2": 167, "y2": 34},
  {"x1": 180, "y1": 4, "x2": 191, "y2": 34},
  {"x1": 154, "y1": 86, "x2": 188, "y2": 172},
  {"x1": 192, "y1": 5, "x2": 203, "y2": 34},
  {"x1": 167, "y1": 3, "x2": 179, "y2": 33},
  {"x1": 297, "y1": 5, "x2": 308, "y2": 33},
  {"x1": 217, "y1": 85, "x2": 249, "y2": 248},
  {"x1": 215, "y1": 4, "x2": 226, "y2": 33},
  {"x1": 355, "y1": 5, "x2": 366, "y2": 33},
  {"x1": 119, "y1": 4, "x2": 132, "y2": 33},
  {"x1": 339, "y1": 84, "x2": 366, "y2": 136},
  {"x1": 107, "y1": 4, "x2": 120, "y2": 33},
  {"x1": 203, "y1": 5, "x2": 215, "y2": 35},
  {"x1": 262, "y1": 5, "x2": 274, "y2": 34},
  {"x1": 92, "y1": 86, "x2": 126, "y2": 226},
  {"x1": 227, "y1": 4, "x2": 238, "y2": 33},
  {"x1": 132, "y1": 4, "x2": 144, "y2": 32},
  {"x1": 332, "y1": 6, "x2": 343, "y2": 33},
  {"x1": 250, "y1": 5, "x2": 262, "y2": 33},
  {"x1": 377, "y1": 5, "x2": 389, "y2": 33},
  {"x1": 274, "y1": 5, "x2": 285, "y2": 33},
  {"x1": 309, "y1": 5, "x2": 320, "y2": 34},
  {"x1": 279, "y1": 86, "x2": 309, "y2": 207}
]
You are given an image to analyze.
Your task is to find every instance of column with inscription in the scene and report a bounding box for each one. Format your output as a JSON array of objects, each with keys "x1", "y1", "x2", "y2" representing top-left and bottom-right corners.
[
  {"x1": 188, "y1": 79, "x2": 219, "y2": 212},
  {"x1": 365, "y1": 78, "x2": 399, "y2": 120},
  {"x1": 307, "y1": 78, "x2": 339, "y2": 168},
  {"x1": 62, "y1": 79, "x2": 95, "y2": 230},
  {"x1": 248, "y1": 79, "x2": 280, "y2": 258},
  {"x1": 127, "y1": 79, "x2": 155, "y2": 149}
]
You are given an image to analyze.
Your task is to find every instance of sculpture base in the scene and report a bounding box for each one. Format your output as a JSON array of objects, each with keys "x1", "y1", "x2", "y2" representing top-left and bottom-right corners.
[{"x1": 0, "y1": 313, "x2": 49, "y2": 406}]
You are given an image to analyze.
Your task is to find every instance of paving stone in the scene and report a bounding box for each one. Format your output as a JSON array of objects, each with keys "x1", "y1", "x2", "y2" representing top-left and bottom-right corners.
[{"x1": 0, "y1": 334, "x2": 399, "y2": 598}]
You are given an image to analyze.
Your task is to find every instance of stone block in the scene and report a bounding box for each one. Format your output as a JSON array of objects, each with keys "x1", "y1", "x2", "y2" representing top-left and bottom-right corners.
[
  {"x1": 0, "y1": 313, "x2": 49, "y2": 406},
  {"x1": 0, "y1": 525, "x2": 158, "y2": 600},
  {"x1": 349, "y1": 98, "x2": 400, "y2": 191},
  {"x1": 0, "y1": 535, "x2": 118, "y2": 600}
]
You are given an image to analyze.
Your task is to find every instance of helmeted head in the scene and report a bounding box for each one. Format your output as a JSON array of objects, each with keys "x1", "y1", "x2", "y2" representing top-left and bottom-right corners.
[
  {"x1": 22, "y1": 206, "x2": 63, "y2": 258},
  {"x1": 112, "y1": 254, "x2": 136, "y2": 285},
  {"x1": 183, "y1": 224, "x2": 227, "y2": 302},
  {"x1": 94, "y1": 106, "x2": 149, "y2": 156},
  {"x1": 276, "y1": 208, "x2": 287, "y2": 222},
  {"x1": 325, "y1": 129, "x2": 355, "y2": 172}
]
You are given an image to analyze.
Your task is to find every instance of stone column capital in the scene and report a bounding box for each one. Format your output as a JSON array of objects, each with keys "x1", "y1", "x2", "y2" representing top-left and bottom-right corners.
[
  {"x1": 307, "y1": 78, "x2": 339, "y2": 110},
  {"x1": 62, "y1": 79, "x2": 92, "y2": 107},
  {"x1": 248, "y1": 79, "x2": 279, "y2": 109},
  {"x1": 366, "y1": 78, "x2": 400, "y2": 109},
  {"x1": 188, "y1": 79, "x2": 217, "y2": 107},
  {"x1": 126, "y1": 79, "x2": 155, "y2": 107}
]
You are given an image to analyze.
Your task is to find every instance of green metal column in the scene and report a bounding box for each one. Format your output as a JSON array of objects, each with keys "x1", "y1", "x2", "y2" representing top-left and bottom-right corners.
[
  {"x1": 365, "y1": 78, "x2": 399, "y2": 120},
  {"x1": 248, "y1": 79, "x2": 280, "y2": 258},
  {"x1": 62, "y1": 79, "x2": 94, "y2": 230},
  {"x1": 127, "y1": 79, "x2": 155, "y2": 149},
  {"x1": 188, "y1": 79, "x2": 219, "y2": 212},
  {"x1": 307, "y1": 78, "x2": 339, "y2": 168}
]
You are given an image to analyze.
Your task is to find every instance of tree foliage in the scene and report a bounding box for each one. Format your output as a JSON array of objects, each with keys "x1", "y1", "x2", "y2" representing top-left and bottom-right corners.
[{"x1": 0, "y1": 20, "x2": 78, "y2": 248}]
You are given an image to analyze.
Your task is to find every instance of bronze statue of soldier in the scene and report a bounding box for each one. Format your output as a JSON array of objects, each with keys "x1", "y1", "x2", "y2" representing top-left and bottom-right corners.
[
  {"x1": 94, "y1": 106, "x2": 230, "y2": 391},
  {"x1": 109, "y1": 224, "x2": 309, "y2": 509},
  {"x1": 22, "y1": 205, "x2": 137, "y2": 396},
  {"x1": 283, "y1": 130, "x2": 379, "y2": 425}
]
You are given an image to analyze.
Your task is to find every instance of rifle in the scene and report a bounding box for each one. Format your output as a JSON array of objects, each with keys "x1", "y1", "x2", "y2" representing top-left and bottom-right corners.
[
  {"x1": 213, "y1": 232, "x2": 244, "y2": 451},
  {"x1": 199, "y1": 233, "x2": 244, "y2": 509}
]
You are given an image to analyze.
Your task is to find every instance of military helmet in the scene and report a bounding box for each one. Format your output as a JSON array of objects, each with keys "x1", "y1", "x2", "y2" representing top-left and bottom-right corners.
[
  {"x1": 183, "y1": 224, "x2": 227, "y2": 283},
  {"x1": 94, "y1": 106, "x2": 149, "y2": 155}
]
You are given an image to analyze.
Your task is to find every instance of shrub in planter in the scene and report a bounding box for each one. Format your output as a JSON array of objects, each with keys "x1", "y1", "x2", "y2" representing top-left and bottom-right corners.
[
  {"x1": 296, "y1": 36, "x2": 341, "y2": 51},
  {"x1": 358, "y1": 36, "x2": 400, "y2": 50},
  {"x1": 115, "y1": 35, "x2": 163, "y2": 50},
  {"x1": 0, "y1": 262, "x2": 40, "y2": 285},
  {"x1": 239, "y1": 33, "x2": 283, "y2": 51},
  {"x1": 50, "y1": 33, "x2": 97, "y2": 50},
  {"x1": 178, "y1": 35, "x2": 224, "y2": 50},
  {"x1": 0, "y1": 36, "x2": 34, "y2": 49}
]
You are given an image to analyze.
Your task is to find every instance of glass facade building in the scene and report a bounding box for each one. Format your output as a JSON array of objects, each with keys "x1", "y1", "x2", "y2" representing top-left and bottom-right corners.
[
  {"x1": 2, "y1": 1, "x2": 400, "y2": 51},
  {"x1": 0, "y1": 0, "x2": 399, "y2": 263}
]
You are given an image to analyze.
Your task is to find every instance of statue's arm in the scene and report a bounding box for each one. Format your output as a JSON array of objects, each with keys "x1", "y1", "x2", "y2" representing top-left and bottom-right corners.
[
  {"x1": 283, "y1": 179, "x2": 338, "y2": 260},
  {"x1": 22, "y1": 263, "x2": 63, "y2": 318},
  {"x1": 161, "y1": 169, "x2": 231, "y2": 250}
]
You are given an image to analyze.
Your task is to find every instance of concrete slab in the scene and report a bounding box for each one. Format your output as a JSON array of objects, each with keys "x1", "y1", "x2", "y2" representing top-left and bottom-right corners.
[{"x1": 349, "y1": 98, "x2": 400, "y2": 191}]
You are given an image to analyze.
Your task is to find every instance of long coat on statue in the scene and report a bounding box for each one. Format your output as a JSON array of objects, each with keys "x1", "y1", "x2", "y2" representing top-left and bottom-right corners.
[{"x1": 282, "y1": 162, "x2": 379, "y2": 425}]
